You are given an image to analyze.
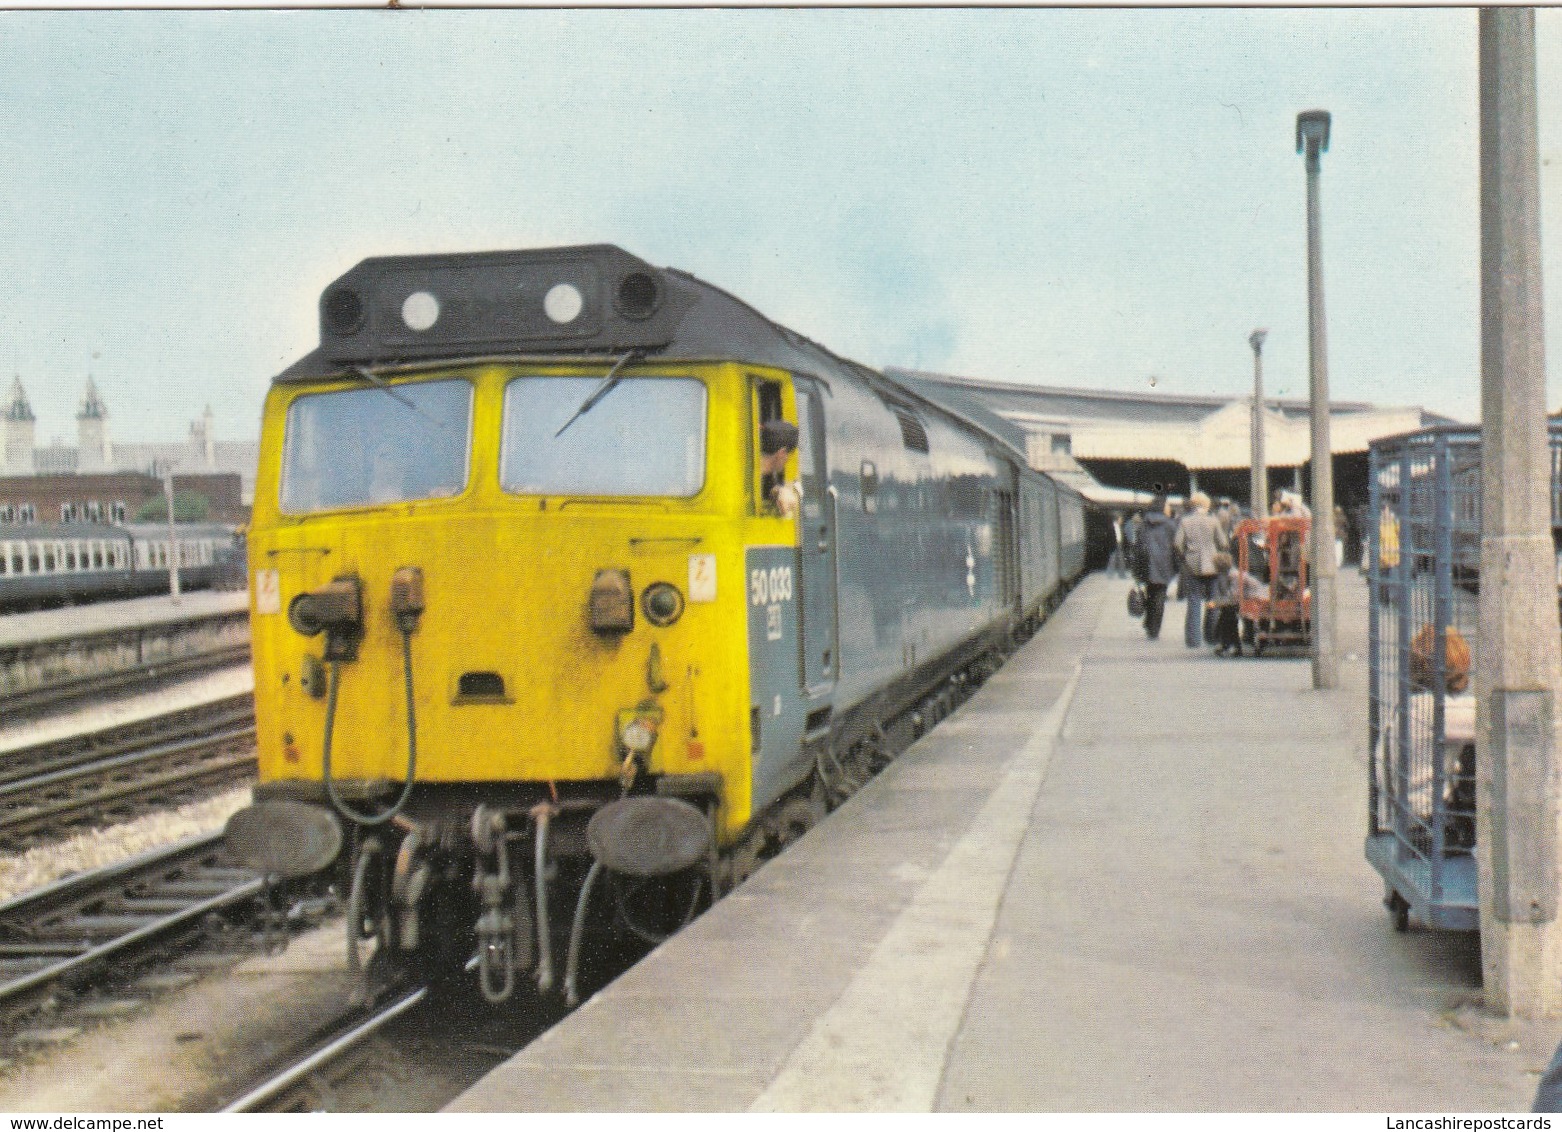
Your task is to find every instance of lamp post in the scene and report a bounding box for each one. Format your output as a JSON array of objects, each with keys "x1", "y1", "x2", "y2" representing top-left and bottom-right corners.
[
  {"x1": 1297, "y1": 109, "x2": 1337, "y2": 690},
  {"x1": 156, "y1": 461, "x2": 181, "y2": 598},
  {"x1": 1249, "y1": 329, "x2": 1269, "y2": 515}
]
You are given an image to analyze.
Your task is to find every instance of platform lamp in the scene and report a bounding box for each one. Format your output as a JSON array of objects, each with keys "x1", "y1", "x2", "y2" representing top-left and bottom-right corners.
[
  {"x1": 1249, "y1": 328, "x2": 1269, "y2": 516},
  {"x1": 152, "y1": 458, "x2": 181, "y2": 598},
  {"x1": 1297, "y1": 108, "x2": 1337, "y2": 690}
]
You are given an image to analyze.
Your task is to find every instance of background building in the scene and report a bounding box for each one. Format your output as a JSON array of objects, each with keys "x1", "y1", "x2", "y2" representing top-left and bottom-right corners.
[{"x1": 0, "y1": 378, "x2": 257, "y2": 523}]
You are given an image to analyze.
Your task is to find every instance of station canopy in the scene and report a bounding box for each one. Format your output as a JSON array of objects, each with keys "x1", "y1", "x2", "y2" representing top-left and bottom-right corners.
[{"x1": 889, "y1": 369, "x2": 1447, "y2": 475}]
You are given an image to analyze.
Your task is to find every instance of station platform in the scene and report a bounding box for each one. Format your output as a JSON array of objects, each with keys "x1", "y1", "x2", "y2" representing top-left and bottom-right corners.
[
  {"x1": 0, "y1": 590, "x2": 247, "y2": 649},
  {"x1": 448, "y1": 571, "x2": 1559, "y2": 1112}
]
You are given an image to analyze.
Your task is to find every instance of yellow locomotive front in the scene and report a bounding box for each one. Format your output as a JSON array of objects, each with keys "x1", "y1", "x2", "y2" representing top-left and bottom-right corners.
[{"x1": 226, "y1": 248, "x2": 801, "y2": 1002}]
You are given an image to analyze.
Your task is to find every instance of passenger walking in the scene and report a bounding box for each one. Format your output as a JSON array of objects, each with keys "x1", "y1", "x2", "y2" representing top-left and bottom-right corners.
[
  {"x1": 1131, "y1": 495, "x2": 1177, "y2": 640},
  {"x1": 1108, "y1": 513, "x2": 1126, "y2": 577},
  {"x1": 1173, "y1": 491, "x2": 1229, "y2": 649}
]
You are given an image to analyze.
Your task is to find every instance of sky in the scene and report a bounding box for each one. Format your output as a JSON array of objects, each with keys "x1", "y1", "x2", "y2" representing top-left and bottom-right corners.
[{"x1": 2, "y1": 8, "x2": 1559, "y2": 444}]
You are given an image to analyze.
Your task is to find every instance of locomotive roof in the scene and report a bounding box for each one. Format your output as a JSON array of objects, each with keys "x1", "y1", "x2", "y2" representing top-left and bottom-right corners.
[{"x1": 277, "y1": 244, "x2": 1040, "y2": 469}]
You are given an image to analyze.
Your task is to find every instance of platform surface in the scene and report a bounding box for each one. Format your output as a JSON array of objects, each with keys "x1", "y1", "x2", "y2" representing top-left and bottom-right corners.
[
  {"x1": 449, "y1": 572, "x2": 1559, "y2": 1112},
  {"x1": 0, "y1": 590, "x2": 247, "y2": 649}
]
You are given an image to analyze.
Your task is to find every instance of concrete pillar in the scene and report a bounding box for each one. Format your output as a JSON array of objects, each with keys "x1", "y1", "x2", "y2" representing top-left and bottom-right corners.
[{"x1": 1476, "y1": 7, "x2": 1562, "y2": 1017}]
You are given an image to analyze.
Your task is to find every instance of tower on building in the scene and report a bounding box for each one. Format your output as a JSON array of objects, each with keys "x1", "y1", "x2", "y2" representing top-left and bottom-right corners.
[
  {"x1": 3, "y1": 377, "x2": 35, "y2": 475},
  {"x1": 189, "y1": 404, "x2": 216, "y2": 469},
  {"x1": 76, "y1": 376, "x2": 112, "y2": 472}
]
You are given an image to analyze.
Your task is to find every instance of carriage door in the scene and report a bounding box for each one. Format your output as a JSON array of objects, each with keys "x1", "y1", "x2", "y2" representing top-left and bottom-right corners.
[
  {"x1": 995, "y1": 470, "x2": 1020, "y2": 618},
  {"x1": 795, "y1": 382, "x2": 838, "y2": 696}
]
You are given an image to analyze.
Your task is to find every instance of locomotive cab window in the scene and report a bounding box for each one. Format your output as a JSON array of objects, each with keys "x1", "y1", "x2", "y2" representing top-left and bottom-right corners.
[
  {"x1": 280, "y1": 378, "x2": 473, "y2": 514},
  {"x1": 753, "y1": 378, "x2": 798, "y2": 518},
  {"x1": 500, "y1": 376, "x2": 706, "y2": 498}
]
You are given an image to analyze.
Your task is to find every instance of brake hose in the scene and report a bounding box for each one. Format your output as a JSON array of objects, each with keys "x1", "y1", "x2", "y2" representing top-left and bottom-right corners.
[{"x1": 322, "y1": 626, "x2": 419, "y2": 826}]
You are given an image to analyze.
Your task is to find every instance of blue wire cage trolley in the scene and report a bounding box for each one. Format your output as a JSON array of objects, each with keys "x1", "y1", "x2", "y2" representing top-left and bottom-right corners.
[{"x1": 1366, "y1": 424, "x2": 1562, "y2": 932}]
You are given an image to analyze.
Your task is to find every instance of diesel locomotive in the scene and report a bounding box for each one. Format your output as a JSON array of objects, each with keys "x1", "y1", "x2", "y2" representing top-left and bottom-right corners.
[{"x1": 224, "y1": 245, "x2": 1087, "y2": 1004}]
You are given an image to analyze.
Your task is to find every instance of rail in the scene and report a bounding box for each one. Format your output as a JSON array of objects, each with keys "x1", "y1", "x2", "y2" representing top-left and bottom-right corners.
[
  {"x1": 0, "y1": 720, "x2": 256, "y2": 844},
  {"x1": 0, "y1": 833, "x2": 263, "y2": 1011},
  {"x1": 219, "y1": 986, "x2": 430, "y2": 1112}
]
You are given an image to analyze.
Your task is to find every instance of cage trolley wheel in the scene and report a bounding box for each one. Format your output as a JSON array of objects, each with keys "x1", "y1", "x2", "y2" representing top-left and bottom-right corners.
[{"x1": 1387, "y1": 890, "x2": 1410, "y2": 933}]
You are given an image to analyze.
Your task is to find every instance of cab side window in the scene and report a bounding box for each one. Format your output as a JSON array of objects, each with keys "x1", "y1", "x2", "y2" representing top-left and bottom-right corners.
[{"x1": 752, "y1": 378, "x2": 786, "y2": 516}]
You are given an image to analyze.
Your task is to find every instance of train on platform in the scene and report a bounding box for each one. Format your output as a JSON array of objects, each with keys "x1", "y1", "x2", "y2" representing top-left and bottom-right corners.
[
  {"x1": 223, "y1": 245, "x2": 1091, "y2": 1005},
  {"x1": 0, "y1": 521, "x2": 245, "y2": 612}
]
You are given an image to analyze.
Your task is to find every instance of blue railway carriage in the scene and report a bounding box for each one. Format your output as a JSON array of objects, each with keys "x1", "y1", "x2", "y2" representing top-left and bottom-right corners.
[
  {"x1": 0, "y1": 521, "x2": 238, "y2": 611},
  {"x1": 223, "y1": 244, "x2": 1090, "y2": 1004}
]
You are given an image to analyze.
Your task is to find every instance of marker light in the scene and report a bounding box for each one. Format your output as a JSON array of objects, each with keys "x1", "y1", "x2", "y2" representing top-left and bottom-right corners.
[
  {"x1": 544, "y1": 283, "x2": 583, "y2": 324},
  {"x1": 403, "y1": 290, "x2": 440, "y2": 332},
  {"x1": 642, "y1": 582, "x2": 684, "y2": 627}
]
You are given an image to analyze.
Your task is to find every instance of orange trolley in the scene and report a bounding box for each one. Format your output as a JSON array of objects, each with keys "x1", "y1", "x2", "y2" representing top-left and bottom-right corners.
[{"x1": 1233, "y1": 515, "x2": 1312, "y2": 655}]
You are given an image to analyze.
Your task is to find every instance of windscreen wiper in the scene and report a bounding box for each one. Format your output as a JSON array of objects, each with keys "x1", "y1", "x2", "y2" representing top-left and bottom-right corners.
[
  {"x1": 553, "y1": 350, "x2": 644, "y2": 439},
  {"x1": 350, "y1": 365, "x2": 449, "y2": 430}
]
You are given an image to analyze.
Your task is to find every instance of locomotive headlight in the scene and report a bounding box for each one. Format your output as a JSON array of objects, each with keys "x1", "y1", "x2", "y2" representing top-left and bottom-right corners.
[
  {"x1": 641, "y1": 582, "x2": 684, "y2": 627},
  {"x1": 620, "y1": 718, "x2": 657, "y2": 754}
]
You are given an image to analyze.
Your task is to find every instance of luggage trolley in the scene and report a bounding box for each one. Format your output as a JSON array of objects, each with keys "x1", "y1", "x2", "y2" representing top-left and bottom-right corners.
[
  {"x1": 1234, "y1": 515, "x2": 1312, "y2": 654},
  {"x1": 1362, "y1": 425, "x2": 1562, "y2": 933}
]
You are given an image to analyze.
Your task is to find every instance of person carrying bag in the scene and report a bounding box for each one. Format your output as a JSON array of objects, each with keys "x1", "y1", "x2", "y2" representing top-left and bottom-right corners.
[{"x1": 1130, "y1": 495, "x2": 1177, "y2": 640}]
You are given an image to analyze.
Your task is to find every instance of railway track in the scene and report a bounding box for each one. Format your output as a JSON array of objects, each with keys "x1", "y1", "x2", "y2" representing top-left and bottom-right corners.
[
  {"x1": 0, "y1": 833, "x2": 263, "y2": 1019},
  {"x1": 0, "y1": 699, "x2": 256, "y2": 845},
  {"x1": 0, "y1": 642, "x2": 251, "y2": 722},
  {"x1": 219, "y1": 986, "x2": 431, "y2": 1112}
]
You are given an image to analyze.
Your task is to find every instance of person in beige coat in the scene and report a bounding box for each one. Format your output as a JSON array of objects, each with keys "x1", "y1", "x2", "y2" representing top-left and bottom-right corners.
[{"x1": 1173, "y1": 491, "x2": 1230, "y2": 648}]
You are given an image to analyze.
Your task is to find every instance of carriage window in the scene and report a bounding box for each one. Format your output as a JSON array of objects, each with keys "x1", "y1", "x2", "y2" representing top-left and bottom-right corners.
[
  {"x1": 60, "y1": 503, "x2": 78, "y2": 523},
  {"x1": 26, "y1": 548, "x2": 38, "y2": 573},
  {"x1": 280, "y1": 379, "x2": 473, "y2": 514},
  {"x1": 500, "y1": 377, "x2": 706, "y2": 497},
  {"x1": 111, "y1": 501, "x2": 126, "y2": 523},
  {"x1": 0, "y1": 505, "x2": 13, "y2": 524},
  {"x1": 92, "y1": 543, "x2": 104, "y2": 569},
  {"x1": 18, "y1": 504, "x2": 34, "y2": 524},
  {"x1": 42, "y1": 546, "x2": 55, "y2": 571},
  {"x1": 86, "y1": 501, "x2": 103, "y2": 522},
  {"x1": 64, "y1": 546, "x2": 77, "y2": 570}
]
